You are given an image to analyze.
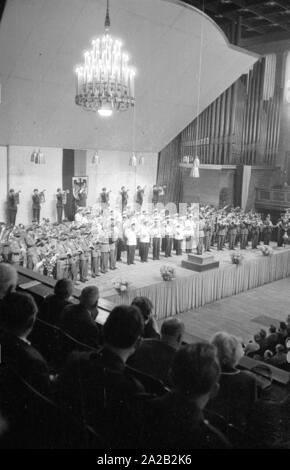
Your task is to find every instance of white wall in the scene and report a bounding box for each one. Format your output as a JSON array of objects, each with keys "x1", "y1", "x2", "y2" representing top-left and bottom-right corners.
[
  {"x1": 85, "y1": 150, "x2": 158, "y2": 211},
  {"x1": 0, "y1": 146, "x2": 7, "y2": 222},
  {"x1": 8, "y1": 146, "x2": 63, "y2": 225}
]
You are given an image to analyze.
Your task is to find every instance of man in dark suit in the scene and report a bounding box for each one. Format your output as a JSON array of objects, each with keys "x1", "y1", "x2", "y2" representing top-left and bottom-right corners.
[
  {"x1": 0, "y1": 291, "x2": 50, "y2": 395},
  {"x1": 131, "y1": 296, "x2": 160, "y2": 339},
  {"x1": 57, "y1": 305, "x2": 145, "y2": 448},
  {"x1": 141, "y1": 343, "x2": 230, "y2": 449},
  {"x1": 39, "y1": 279, "x2": 73, "y2": 326},
  {"x1": 58, "y1": 285, "x2": 100, "y2": 348},
  {"x1": 265, "y1": 324, "x2": 279, "y2": 353},
  {"x1": 128, "y1": 318, "x2": 185, "y2": 385}
]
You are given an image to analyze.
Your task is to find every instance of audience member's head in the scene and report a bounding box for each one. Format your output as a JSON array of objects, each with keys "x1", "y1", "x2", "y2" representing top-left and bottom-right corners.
[
  {"x1": 103, "y1": 305, "x2": 144, "y2": 360},
  {"x1": 160, "y1": 318, "x2": 185, "y2": 349},
  {"x1": 279, "y1": 322, "x2": 288, "y2": 336},
  {"x1": 54, "y1": 279, "x2": 73, "y2": 300},
  {"x1": 79, "y1": 286, "x2": 99, "y2": 315},
  {"x1": 0, "y1": 292, "x2": 37, "y2": 338},
  {"x1": 211, "y1": 332, "x2": 244, "y2": 369},
  {"x1": 254, "y1": 333, "x2": 261, "y2": 343},
  {"x1": 269, "y1": 325, "x2": 276, "y2": 334},
  {"x1": 131, "y1": 296, "x2": 153, "y2": 324},
  {"x1": 264, "y1": 350, "x2": 273, "y2": 360},
  {"x1": 171, "y1": 343, "x2": 220, "y2": 407},
  {"x1": 244, "y1": 340, "x2": 260, "y2": 356},
  {"x1": 0, "y1": 263, "x2": 17, "y2": 299},
  {"x1": 260, "y1": 329, "x2": 267, "y2": 339},
  {"x1": 275, "y1": 344, "x2": 285, "y2": 354}
]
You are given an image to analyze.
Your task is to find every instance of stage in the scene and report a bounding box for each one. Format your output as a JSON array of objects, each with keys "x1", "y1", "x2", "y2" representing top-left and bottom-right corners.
[{"x1": 81, "y1": 244, "x2": 290, "y2": 320}]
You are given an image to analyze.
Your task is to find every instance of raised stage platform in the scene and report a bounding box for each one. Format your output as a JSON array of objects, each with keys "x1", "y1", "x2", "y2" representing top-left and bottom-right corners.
[{"x1": 81, "y1": 244, "x2": 290, "y2": 320}]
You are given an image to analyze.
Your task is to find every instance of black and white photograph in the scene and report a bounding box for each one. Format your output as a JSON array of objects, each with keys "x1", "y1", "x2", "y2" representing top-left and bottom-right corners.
[{"x1": 1, "y1": 0, "x2": 290, "y2": 454}]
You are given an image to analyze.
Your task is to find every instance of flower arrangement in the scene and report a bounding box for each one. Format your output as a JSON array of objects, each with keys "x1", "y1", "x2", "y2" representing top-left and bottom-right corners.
[
  {"x1": 231, "y1": 252, "x2": 243, "y2": 265},
  {"x1": 112, "y1": 278, "x2": 131, "y2": 296},
  {"x1": 160, "y1": 265, "x2": 176, "y2": 281},
  {"x1": 258, "y1": 245, "x2": 273, "y2": 256}
]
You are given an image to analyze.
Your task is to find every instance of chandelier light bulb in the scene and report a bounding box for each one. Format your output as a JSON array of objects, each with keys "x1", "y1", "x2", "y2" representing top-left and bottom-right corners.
[{"x1": 98, "y1": 104, "x2": 113, "y2": 117}]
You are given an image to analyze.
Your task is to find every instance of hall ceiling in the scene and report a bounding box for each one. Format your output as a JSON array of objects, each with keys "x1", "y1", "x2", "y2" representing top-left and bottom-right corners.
[
  {"x1": 184, "y1": 0, "x2": 290, "y2": 40},
  {"x1": 0, "y1": 0, "x2": 258, "y2": 152}
]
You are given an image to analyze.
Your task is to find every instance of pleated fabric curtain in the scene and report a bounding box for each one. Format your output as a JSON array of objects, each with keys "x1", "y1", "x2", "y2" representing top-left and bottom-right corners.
[{"x1": 106, "y1": 250, "x2": 290, "y2": 319}]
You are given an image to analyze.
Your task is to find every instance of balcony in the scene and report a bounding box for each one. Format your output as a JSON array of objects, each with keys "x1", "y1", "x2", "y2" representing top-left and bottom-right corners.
[{"x1": 255, "y1": 187, "x2": 290, "y2": 211}]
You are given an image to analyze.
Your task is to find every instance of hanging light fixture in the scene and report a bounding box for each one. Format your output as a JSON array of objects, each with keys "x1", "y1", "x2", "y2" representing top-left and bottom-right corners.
[
  {"x1": 31, "y1": 149, "x2": 37, "y2": 162},
  {"x1": 92, "y1": 151, "x2": 100, "y2": 164},
  {"x1": 36, "y1": 149, "x2": 45, "y2": 164},
  {"x1": 129, "y1": 152, "x2": 137, "y2": 167},
  {"x1": 75, "y1": 0, "x2": 136, "y2": 117}
]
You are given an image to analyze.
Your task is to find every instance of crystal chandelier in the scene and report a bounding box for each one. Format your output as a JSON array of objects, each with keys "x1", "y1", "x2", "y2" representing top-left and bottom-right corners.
[{"x1": 75, "y1": 0, "x2": 136, "y2": 117}]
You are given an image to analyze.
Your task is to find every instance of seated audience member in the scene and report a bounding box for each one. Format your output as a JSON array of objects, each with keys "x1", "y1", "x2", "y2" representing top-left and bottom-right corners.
[
  {"x1": 268, "y1": 344, "x2": 287, "y2": 369},
  {"x1": 39, "y1": 279, "x2": 73, "y2": 325},
  {"x1": 0, "y1": 263, "x2": 17, "y2": 299},
  {"x1": 131, "y1": 296, "x2": 160, "y2": 339},
  {"x1": 141, "y1": 343, "x2": 230, "y2": 449},
  {"x1": 58, "y1": 285, "x2": 100, "y2": 348},
  {"x1": 128, "y1": 318, "x2": 185, "y2": 385},
  {"x1": 209, "y1": 332, "x2": 257, "y2": 430},
  {"x1": 265, "y1": 325, "x2": 279, "y2": 353},
  {"x1": 276, "y1": 322, "x2": 288, "y2": 347},
  {"x1": 58, "y1": 305, "x2": 145, "y2": 448},
  {"x1": 263, "y1": 350, "x2": 273, "y2": 362},
  {"x1": 256, "y1": 329, "x2": 267, "y2": 356},
  {"x1": 0, "y1": 292, "x2": 50, "y2": 395},
  {"x1": 244, "y1": 338, "x2": 260, "y2": 358}
]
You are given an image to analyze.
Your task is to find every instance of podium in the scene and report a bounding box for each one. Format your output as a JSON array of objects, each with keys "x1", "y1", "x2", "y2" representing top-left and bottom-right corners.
[{"x1": 182, "y1": 253, "x2": 219, "y2": 272}]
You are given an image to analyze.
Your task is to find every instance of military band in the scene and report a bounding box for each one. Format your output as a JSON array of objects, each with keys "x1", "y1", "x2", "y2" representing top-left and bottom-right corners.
[{"x1": 0, "y1": 203, "x2": 289, "y2": 285}]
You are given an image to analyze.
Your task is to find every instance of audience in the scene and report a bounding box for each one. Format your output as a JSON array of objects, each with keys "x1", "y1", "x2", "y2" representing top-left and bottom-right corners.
[
  {"x1": 58, "y1": 305, "x2": 145, "y2": 448},
  {"x1": 131, "y1": 296, "x2": 160, "y2": 339},
  {"x1": 0, "y1": 291, "x2": 50, "y2": 395},
  {"x1": 128, "y1": 317, "x2": 185, "y2": 385},
  {"x1": 209, "y1": 332, "x2": 257, "y2": 430},
  {"x1": 58, "y1": 285, "x2": 100, "y2": 348},
  {"x1": 0, "y1": 266, "x2": 289, "y2": 449},
  {"x1": 39, "y1": 279, "x2": 73, "y2": 325},
  {"x1": 0, "y1": 263, "x2": 17, "y2": 299},
  {"x1": 141, "y1": 343, "x2": 230, "y2": 449}
]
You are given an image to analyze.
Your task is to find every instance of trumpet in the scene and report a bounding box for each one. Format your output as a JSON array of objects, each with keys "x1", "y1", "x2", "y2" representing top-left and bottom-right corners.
[{"x1": 39, "y1": 190, "x2": 46, "y2": 203}]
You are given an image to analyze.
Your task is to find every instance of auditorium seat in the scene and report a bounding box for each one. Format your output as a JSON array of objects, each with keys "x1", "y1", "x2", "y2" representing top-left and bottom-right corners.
[
  {"x1": 28, "y1": 318, "x2": 99, "y2": 373},
  {"x1": 0, "y1": 363, "x2": 104, "y2": 449}
]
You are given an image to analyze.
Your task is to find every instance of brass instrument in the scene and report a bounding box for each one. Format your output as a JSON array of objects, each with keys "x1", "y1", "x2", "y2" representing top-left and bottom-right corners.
[{"x1": 39, "y1": 190, "x2": 46, "y2": 203}]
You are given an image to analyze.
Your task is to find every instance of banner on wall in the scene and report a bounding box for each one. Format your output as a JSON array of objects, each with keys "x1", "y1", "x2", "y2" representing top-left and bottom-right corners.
[{"x1": 72, "y1": 176, "x2": 88, "y2": 210}]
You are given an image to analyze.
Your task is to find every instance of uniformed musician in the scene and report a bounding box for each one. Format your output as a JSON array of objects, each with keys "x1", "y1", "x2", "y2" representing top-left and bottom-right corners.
[{"x1": 7, "y1": 189, "x2": 19, "y2": 226}]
